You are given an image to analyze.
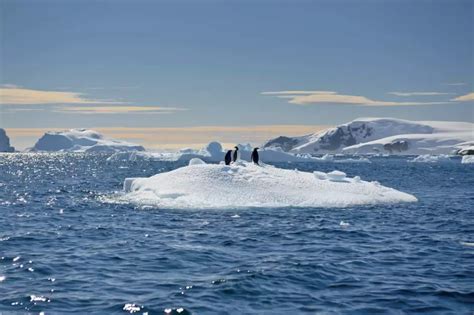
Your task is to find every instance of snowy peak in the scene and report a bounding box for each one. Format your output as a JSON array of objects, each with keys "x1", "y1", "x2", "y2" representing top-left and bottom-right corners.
[
  {"x1": 263, "y1": 118, "x2": 472, "y2": 155},
  {"x1": 32, "y1": 128, "x2": 145, "y2": 153},
  {"x1": 0, "y1": 128, "x2": 15, "y2": 152}
]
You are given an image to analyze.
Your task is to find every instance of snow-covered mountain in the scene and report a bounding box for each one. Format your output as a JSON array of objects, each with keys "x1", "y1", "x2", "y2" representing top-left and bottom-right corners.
[
  {"x1": 263, "y1": 118, "x2": 473, "y2": 155},
  {"x1": 30, "y1": 129, "x2": 145, "y2": 153},
  {"x1": 0, "y1": 128, "x2": 15, "y2": 152}
]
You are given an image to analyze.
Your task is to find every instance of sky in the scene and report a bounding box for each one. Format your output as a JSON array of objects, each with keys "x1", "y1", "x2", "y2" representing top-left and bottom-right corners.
[{"x1": 0, "y1": 0, "x2": 473, "y2": 150}]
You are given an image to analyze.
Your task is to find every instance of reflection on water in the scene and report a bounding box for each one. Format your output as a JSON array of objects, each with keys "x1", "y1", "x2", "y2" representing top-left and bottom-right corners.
[{"x1": 0, "y1": 153, "x2": 473, "y2": 314}]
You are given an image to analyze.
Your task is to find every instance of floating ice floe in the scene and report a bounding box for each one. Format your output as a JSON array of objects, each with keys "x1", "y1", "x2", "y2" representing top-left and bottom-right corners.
[
  {"x1": 461, "y1": 155, "x2": 474, "y2": 164},
  {"x1": 339, "y1": 221, "x2": 350, "y2": 227},
  {"x1": 123, "y1": 303, "x2": 141, "y2": 313},
  {"x1": 120, "y1": 161, "x2": 417, "y2": 209},
  {"x1": 314, "y1": 154, "x2": 371, "y2": 163},
  {"x1": 408, "y1": 154, "x2": 454, "y2": 163},
  {"x1": 30, "y1": 295, "x2": 47, "y2": 302}
]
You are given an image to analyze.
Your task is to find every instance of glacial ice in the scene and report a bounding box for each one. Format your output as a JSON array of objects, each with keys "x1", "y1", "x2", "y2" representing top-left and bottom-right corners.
[
  {"x1": 461, "y1": 155, "x2": 474, "y2": 164},
  {"x1": 409, "y1": 154, "x2": 453, "y2": 163},
  {"x1": 106, "y1": 141, "x2": 372, "y2": 164},
  {"x1": 31, "y1": 129, "x2": 145, "y2": 153},
  {"x1": 121, "y1": 161, "x2": 417, "y2": 209},
  {"x1": 264, "y1": 117, "x2": 473, "y2": 155}
]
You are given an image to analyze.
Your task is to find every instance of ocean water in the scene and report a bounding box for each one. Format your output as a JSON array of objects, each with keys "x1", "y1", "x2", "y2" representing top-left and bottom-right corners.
[{"x1": 0, "y1": 153, "x2": 473, "y2": 314}]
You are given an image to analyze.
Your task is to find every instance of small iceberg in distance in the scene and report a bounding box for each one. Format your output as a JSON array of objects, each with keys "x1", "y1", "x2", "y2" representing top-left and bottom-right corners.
[
  {"x1": 408, "y1": 154, "x2": 453, "y2": 163},
  {"x1": 461, "y1": 155, "x2": 474, "y2": 164},
  {"x1": 30, "y1": 128, "x2": 145, "y2": 153},
  {"x1": 120, "y1": 161, "x2": 417, "y2": 209}
]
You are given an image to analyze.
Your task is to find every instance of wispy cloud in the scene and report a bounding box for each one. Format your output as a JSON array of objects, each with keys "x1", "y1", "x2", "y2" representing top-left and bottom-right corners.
[
  {"x1": 0, "y1": 84, "x2": 188, "y2": 116},
  {"x1": 0, "y1": 85, "x2": 123, "y2": 105},
  {"x1": 55, "y1": 106, "x2": 186, "y2": 114},
  {"x1": 262, "y1": 90, "x2": 450, "y2": 106},
  {"x1": 261, "y1": 91, "x2": 336, "y2": 95},
  {"x1": 452, "y1": 92, "x2": 474, "y2": 102},
  {"x1": 444, "y1": 82, "x2": 467, "y2": 86},
  {"x1": 84, "y1": 86, "x2": 140, "y2": 90},
  {"x1": 388, "y1": 91, "x2": 453, "y2": 97}
]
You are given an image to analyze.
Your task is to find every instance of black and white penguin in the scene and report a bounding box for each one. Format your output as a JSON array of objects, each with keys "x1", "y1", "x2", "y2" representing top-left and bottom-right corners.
[
  {"x1": 232, "y1": 146, "x2": 239, "y2": 162},
  {"x1": 224, "y1": 150, "x2": 232, "y2": 165},
  {"x1": 251, "y1": 147, "x2": 259, "y2": 165}
]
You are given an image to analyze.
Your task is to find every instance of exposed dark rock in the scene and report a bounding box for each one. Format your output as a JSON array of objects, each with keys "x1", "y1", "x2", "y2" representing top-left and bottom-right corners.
[
  {"x1": 263, "y1": 136, "x2": 299, "y2": 152},
  {"x1": 457, "y1": 148, "x2": 474, "y2": 155},
  {"x1": 317, "y1": 123, "x2": 372, "y2": 151},
  {"x1": 383, "y1": 140, "x2": 409, "y2": 153},
  {"x1": 0, "y1": 128, "x2": 15, "y2": 152}
]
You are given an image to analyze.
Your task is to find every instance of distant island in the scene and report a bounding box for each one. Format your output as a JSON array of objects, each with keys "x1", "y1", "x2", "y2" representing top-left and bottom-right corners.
[
  {"x1": 0, "y1": 128, "x2": 15, "y2": 152},
  {"x1": 264, "y1": 117, "x2": 473, "y2": 155},
  {"x1": 2, "y1": 117, "x2": 473, "y2": 157}
]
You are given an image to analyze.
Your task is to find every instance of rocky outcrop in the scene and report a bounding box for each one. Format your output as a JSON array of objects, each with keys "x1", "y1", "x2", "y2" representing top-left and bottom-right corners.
[
  {"x1": 0, "y1": 128, "x2": 15, "y2": 152},
  {"x1": 383, "y1": 140, "x2": 409, "y2": 153},
  {"x1": 263, "y1": 136, "x2": 300, "y2": 152}
]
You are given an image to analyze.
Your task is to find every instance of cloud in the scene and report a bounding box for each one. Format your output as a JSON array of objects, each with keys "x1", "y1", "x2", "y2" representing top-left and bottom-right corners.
[
  {"x1": 263, "y1": 90, "x2": 450, "y2": 106},
  {"x1": 84, "y1": 86, "x2": 140, "y2": 90},
  {"x1": 452, "y1": 92, "x2": 474, "y2": 102},
  {"x1": 0, "y1": 85, "x2": 124, "y2": 105},
  {"x1": 444, "y1": 82, "x2": 467, "y2": 86},
  {"x1": 388, "y1": 91, "x2": 453, "y2": 97},
  {"x1": 55, "y1": 106, "x2": 187, "y2": 114},
  {"x1": 261, "y1": 91, "x2": 336, "y2": 95}
]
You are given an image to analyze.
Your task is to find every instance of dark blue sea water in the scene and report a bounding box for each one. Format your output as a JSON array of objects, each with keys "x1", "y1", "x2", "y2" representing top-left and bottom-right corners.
[{"x1": 0, "y1": 153, "x2": 473, "y2": 314}]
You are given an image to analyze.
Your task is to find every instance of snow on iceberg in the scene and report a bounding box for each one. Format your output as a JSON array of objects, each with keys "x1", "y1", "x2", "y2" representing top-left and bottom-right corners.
[
  {"x1": 0, "y1": 128, "x2": 15, "y2": 152},
  {"x1": 120, "y1": 161, "x2": 417, "y2": 209},
  {"x1": 31, "y1": 129, "x2": 145, "y2": 153}
]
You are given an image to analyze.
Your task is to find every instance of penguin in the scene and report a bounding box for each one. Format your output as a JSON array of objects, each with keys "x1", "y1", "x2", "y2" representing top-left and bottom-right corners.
[
  {"x1": 232, "y1": 146, "x2": 239, "y2": 163},
  {"x1": 224, "y1": 150, "x2": 232, "y2": 165},
  {"x1": 251, "y1": 147, "x2": 259, "y2": 165}
]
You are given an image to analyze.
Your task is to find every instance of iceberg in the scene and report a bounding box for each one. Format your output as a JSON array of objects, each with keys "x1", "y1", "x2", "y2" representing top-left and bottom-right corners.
[
  {"x1": 462, "y1": 155, "x2": 474, "y2": 164},
  {"x1": 107, "y1": 141, "x2": 324, "y2": 163},
  {"x1": 408, "y1": 154, "x2": 454, "y2": 163},
  {"x1": 31, "y1": 129, "x2": 145, "y2": 153},
  {"x1": 264, "y1": 118, "x2": 473, "y2": 155},
  {"x1": 0, "y1": 128, "x2": 15, "y2": 152},
  {"x1": 120, "y1": 161, "x2": 417, "y2": 209},
  {"x1": 314, "y1": 154, "x2": 371, "y2": 163}
]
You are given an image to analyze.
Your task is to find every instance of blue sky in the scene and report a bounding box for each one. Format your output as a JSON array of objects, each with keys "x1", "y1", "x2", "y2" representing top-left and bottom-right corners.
[{"x1": 0, "y1": 0, "x2": 472, "y2": 148}]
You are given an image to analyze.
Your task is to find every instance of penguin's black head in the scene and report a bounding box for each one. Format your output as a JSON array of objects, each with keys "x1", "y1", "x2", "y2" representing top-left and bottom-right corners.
[
  {"x1": 234, "y1": 146, "x2": 239, "y2": 150},
  {"x1": 254, "y1": 147, "x2": 259, "y2": 150}
]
